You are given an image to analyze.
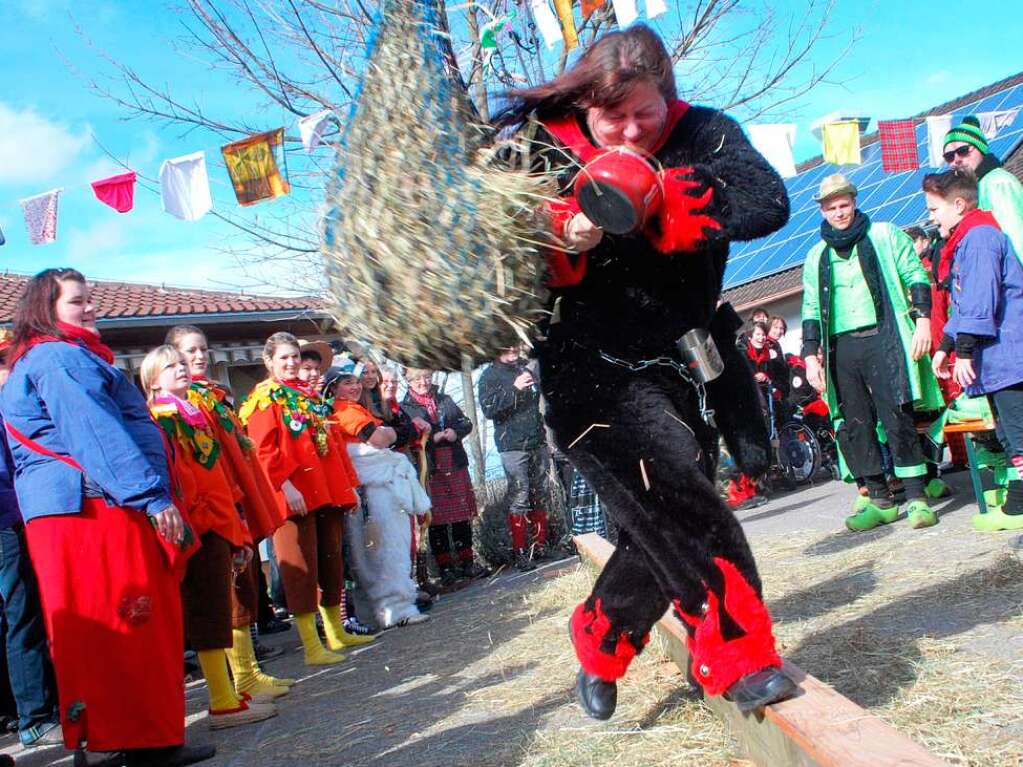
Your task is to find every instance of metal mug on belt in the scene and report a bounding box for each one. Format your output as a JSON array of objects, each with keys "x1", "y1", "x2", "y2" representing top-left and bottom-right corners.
[{"x1": 676, "y1": 328, "x2": 724, "y2": 384}]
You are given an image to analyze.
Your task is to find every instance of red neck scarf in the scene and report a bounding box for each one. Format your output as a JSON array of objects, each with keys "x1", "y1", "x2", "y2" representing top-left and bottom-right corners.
[
  {"x1": 746, "y1": 340, "x2": 771, "y2": 367},
  {"x1": 939, "y1": 208, "x2": 1001, "y2": 282},
  {"x1": 9, "y1": 321, "x2": 115, "y2": 369},
  {"x1": 407, "y1": 386, "x2": 438, "y2": 422}
]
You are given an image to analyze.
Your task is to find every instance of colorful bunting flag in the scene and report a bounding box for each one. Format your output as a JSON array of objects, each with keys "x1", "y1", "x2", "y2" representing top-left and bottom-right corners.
[
  {"x1": 552, "y1": 0, "x2": 578, "y2": 50},
  {"x1": 747, "y1": 124, "x2": 797, "y2": 178},
  {"x1": 20, "y1": 189, "x2": 62, "y2": 245},
  {"x1": 581, "y1": 0, "x2": 606, "y2": 16},
  {"x1": 646, "y1": 0, "x2": 667, "y2": 18},
  {"x1": 611, "y1": 0, "x2": 638, "y2": 26},
  {"x1": 926, "y1": 114, "x2": 952, "y2": 167},
  {"x1": 978, "y1": 108, "x2": 1021, "y2": 140},
  {"x1": 0, "y1": 224, "x2": 5, "y2": 246},
  {"x1": 221, "y1": 128, "x2": 290, "y2": 207},
  {"x1": 821, "y1": 121, "x2": 861, "y2": 165},
  {"x1": 480, "y1": 11, "x2": 516, "y2": 67},
  {"x1": 298, "y1": 109, "x2": 335, "y2": 153},
  {"x1": 877, "y1": 120, "x2": 919, "y2": 173},
  {"x1": 530, "y1": 0, "x2": 562, "y2": 50},
  {"x1": 160, "y1": 151, "x2": 213, "y2": 221},
  {"x1": 91, "y1": 171, "x2": 137, "y2": 213}
]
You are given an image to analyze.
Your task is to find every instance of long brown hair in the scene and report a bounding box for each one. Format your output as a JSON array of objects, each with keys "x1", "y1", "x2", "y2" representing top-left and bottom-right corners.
[
  {"x1": 494, "y1": 25, "x2": 676, "y2": 128},
  {"x1": 11, "y1": 268, "x2": 87, "y2": 351}
]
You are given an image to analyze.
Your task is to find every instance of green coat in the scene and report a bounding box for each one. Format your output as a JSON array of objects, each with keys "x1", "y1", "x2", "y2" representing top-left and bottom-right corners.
[
  {"x1": 979, "y1": 167, "x2": 1023, "y2": 266},
  {"x1": 801, "y1": 221, "x2": 946, "y2": 421}
]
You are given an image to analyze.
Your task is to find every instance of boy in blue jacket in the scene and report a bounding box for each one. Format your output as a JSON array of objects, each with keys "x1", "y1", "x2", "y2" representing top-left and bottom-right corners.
[{"x1": 925, "y1": 170, "x2": 1023, "y2": 530}]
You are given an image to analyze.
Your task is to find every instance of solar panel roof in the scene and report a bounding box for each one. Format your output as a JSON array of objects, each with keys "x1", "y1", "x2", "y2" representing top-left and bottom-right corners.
[{"x1": 724, "y1": 78, "x2": 1023, "y2": 290}]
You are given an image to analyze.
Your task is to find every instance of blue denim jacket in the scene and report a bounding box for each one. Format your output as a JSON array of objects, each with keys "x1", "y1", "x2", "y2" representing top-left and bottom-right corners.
[
  {"x1": 0, "y1": 342, "x2": 173, "y2": 523},
  {"x1": 945, "y1": 224, "x2": 1023, "y2": 396}
]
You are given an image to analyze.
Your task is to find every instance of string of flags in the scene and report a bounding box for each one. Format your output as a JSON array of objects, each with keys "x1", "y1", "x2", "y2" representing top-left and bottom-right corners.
[
  {"x1": 530, "y1": 0, "x2": 666, "y2": 50},
  {"x1": 746, "y1": 107, "x2": 1021, "y2": 181}
]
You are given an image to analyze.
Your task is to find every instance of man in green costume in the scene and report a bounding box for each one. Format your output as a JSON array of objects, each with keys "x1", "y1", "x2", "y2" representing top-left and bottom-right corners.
[
  {"x1": 944, "y1": 115, "x2": 1023, "y2": 265},
  {"x1": 801, "y1": 174, "x2": 946, "y2": 531}
]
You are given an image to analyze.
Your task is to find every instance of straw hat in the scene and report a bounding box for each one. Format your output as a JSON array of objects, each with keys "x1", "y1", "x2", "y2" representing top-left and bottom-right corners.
[
  {"x1": 813, "y1": 173, "x2": 858, "y2": 203},
  {"x1": 297, "y1": 339, "x2": 334, "y2": 372}
]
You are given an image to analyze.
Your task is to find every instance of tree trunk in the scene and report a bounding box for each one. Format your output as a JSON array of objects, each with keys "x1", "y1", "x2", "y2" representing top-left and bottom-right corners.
[{"x1": 460, "y1": 353, "x2": 486, "y2": 485}]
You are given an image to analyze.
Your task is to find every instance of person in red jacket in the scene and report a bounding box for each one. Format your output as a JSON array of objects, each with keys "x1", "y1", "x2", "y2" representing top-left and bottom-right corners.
[
  {"x1": 238, "y1": 333, "x2": 367, "y2": 666},
  {"x1": 141, "y1": 346, "x2": 278, "y2": 730}
]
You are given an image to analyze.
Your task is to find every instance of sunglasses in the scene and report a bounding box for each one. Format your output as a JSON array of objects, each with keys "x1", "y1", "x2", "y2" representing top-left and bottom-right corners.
[{"x1": 943, "y1": 145, "x2": 973, "y2": 164}]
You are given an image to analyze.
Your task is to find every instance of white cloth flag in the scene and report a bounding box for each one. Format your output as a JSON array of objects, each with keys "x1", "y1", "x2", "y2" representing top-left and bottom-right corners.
[
  {"x1": 645, "y1": 0, "x2": 667, "y2": 19},
  {"x1": 979, "y1": 109, "x2": 1021, "y2": 140},
  {"x1": 20, "y1": 189, "x2": 62, "y2": 245},
  {"x1": 160, "y1": 151, "x2": 213, "y2": 222},
  {"x1": 611, "y1": 0, "x2": 638, "y2": 26},
  {"x1": 926, "y1": 114, "x2": 952, "y2": 167},
  {"x1": 298, "y1": 109, "x2": 335, "y2": 152},
  {"x1": 530, "y1": 0, "x2": 562, "y2": 49},
  {"x1": 747, "y1": 124, "x2": 798, "y2": 178}
]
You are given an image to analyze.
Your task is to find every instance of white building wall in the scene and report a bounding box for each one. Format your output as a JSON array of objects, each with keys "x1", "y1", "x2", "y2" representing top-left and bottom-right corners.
[{"x1": 738, "y1": 293, "x2": 805, "y2": 357}]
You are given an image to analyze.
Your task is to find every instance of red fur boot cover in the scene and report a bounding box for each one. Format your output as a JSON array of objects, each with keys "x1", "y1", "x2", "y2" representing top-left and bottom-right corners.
[
  {"x1": 571, "y1": 599, "x2": 650, "y2": 682},
  {"x1": 645, "y1": 167, "x2": 722, "y2": 254},
  {"x1": 675, "y1": 557, "x2": 782, "y2": 696}
]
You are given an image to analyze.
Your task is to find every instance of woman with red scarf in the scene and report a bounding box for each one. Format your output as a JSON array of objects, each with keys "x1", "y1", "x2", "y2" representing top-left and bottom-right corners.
[
  {"x1": 238, "y1": 332, "x2": 364, "y2": 666},
  {"x1": 165, "y1": 325, "x2": 303, "y2": 694},
  {"x1": 401, "y1": 368, "x2": 484, "y2": 584},
  {"x1": 141, "y1": 345, "x2": 279, "y2": 729},
  {"x1": 0, "y1": 269, "x2": 213, "y2": 766}
]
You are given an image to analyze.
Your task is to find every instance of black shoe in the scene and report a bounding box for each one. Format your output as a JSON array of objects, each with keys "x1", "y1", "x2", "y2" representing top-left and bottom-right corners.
[
  {"x1": 439, "y1": 567, "x2": 459, "y2": 587},
  {"x1": 575, "y1": 668, "x2": 617, "y2": 720},
  {"x1": 257, "y1": 617, "x2": 291, "y2": 636},
  {"x1": 460, "y1": 561, "x2": 492, "y2": 580},
  {"x1": 99, "y1": 745, "x2": 217, "y2": 767},
  {"x1": 254, "y1": 640, "x2": 285, "y2": 662},
  {"x1": 271, "y1": 604, "x2": 290, "y2": 620},
  {"x1": 723, "y1": 667, "x2": 797, "y2": 713},
  {"x1": 531, "y1": 545, "x2": 553, "y2": 563},
  {"x1": 513, "y1": 551, "x2": 536, "y2": 572}
]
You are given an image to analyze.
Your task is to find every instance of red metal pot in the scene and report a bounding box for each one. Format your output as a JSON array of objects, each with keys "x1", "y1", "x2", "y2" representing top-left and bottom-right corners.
[{"x1": 573, "y1": 148, "x2": 663, "y2": 235}]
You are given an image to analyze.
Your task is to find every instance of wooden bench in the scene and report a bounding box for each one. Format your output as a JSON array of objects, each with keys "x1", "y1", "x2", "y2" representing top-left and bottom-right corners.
[
  {"x1": 943, "y1": 419, "x2": 998, "y2": 514},
  {"x1": 573, "y1": 533, "x2": 951, "y2": 767}
]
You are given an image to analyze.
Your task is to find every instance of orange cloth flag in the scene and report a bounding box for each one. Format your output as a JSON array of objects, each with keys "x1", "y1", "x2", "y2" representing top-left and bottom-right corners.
[
  {"x1": 553, "y1": 0, "x2": 578, "y2": 50},
  {"x1": 581, "y1": 0, "x2": 606, "y2": 16},
  {"x1": 221, "y1": 128, "x2": 290, "y2": 206}
]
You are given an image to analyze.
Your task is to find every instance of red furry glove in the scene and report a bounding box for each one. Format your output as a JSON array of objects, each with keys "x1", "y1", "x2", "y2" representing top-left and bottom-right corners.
[
  {"x1": 645, "y1": 167, "x2": 723, "y2": 254},
  {"x1": 544, "y1": 197, "x2": 588, "y2": 287}
]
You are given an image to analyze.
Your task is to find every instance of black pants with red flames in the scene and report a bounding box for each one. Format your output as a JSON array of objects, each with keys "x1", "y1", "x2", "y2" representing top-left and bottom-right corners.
[{"x1": 538, "y1": 333, "x2": 782, "y2": 697}]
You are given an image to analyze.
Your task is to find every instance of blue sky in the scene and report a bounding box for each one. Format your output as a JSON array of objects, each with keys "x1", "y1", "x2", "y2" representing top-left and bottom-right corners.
[{"x1": 1, "y1": 0, "x2": 1021, "y2": 293}]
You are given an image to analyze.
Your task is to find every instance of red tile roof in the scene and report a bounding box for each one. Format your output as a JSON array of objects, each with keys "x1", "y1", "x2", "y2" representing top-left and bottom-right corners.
[
  {"x1": 722, "y1": 266, "x2": 803, "y2": 311},
  {"x1": 0, "y1": 272, "x2": 320, "y2": 324}
]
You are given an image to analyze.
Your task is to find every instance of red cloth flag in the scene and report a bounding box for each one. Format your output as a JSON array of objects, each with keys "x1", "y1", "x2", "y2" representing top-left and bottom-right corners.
[
  {"x1": 91, "y1": 171, "x2": 137, "y2": 213},
  {"x1": 878, "y1": 120, "x2": 919, "y2": 173},
  {"x1": 581, "y1": 0, "x2": 606, "y2": 15}
]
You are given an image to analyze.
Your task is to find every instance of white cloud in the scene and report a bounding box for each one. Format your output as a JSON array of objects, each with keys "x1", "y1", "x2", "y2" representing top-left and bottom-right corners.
[
  {"x1": 924, "y1": 70, "x2": 951, "y2": 87},
  {"x1": 0, "y1": 103, "x2": 92, "y2": 186}
]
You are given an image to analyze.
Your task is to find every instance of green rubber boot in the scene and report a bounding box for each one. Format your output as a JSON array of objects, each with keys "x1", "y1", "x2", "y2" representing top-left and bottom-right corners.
[
  {"x1": 972, "y1": 507, "x2": 1023, "y2": 531},
  {"x1": 924, "y1": 478, "x2": 953, "y2": 500},
  {"x1": 845, "y1": 499, "x2": 899, "y2": 532},
  {"x1": 905, "y1": 498, "x2": 938, "y2": 529},
  {"x1": 983, "y1": 488, "x2": 1007, "y2": 509}
]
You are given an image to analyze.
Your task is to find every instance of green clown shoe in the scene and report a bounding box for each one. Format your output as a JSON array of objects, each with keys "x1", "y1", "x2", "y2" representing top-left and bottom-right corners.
[
  {"x1": 924, "y1": 478, "x2": 953, "y2": 500},
  {"x1": 905, "y1": 499, "x2": 938, "y2": 529},
  {"x1": 972, "y1": 507, "x2": 1023, "y2": 532},
  {"x1": 845, "y1": 500, "x2": 900, "y2": 532},
  {"x1": 983, "y1": 488, "x2": 1007, "y2": 509}
]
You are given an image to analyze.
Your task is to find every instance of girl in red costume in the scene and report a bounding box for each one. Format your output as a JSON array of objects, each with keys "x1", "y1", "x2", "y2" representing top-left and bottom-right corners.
[
  {"x1": 238, "y1": 332, "x2": 368, "y2": 665},
  {"x1": 141, "y1": 345, "x2": 279, "y2": 730}
]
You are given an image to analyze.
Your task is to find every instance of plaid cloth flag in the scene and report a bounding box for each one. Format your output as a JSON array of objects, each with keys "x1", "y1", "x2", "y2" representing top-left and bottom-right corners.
[{"x1": 878, "y1": 120, "x2": 919, "y2": 173}]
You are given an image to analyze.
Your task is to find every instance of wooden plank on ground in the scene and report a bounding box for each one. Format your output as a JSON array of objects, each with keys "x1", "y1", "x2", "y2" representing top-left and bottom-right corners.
[{"x1": 573, "y1": 533, "x2": 950, "y2": 767}]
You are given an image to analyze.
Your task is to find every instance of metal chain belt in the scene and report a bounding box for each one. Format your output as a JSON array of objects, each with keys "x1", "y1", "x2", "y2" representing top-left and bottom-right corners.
[{"x1": 598, "y1": 351, "x2": 717, "y2": 428}]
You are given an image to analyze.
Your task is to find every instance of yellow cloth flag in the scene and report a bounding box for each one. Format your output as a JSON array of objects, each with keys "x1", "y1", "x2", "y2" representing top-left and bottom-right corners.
[
  {"x1": 822, "y1": 121, "x2": 861, "y2": 165},
  {"x1": 553, "y1": 0, "x2": 578, "y2": 50},
  {"x1": 221, "y1": 128, "x2": 290, "y2": 206}
]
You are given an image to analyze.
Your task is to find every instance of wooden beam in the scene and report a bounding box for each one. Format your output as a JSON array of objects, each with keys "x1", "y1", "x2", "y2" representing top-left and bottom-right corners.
[{"x1": 573, "y1": 533, "x2": 951, "y2": 767}]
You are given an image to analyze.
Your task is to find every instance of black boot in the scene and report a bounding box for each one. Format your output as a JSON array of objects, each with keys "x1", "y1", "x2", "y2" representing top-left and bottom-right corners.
[
  {"x1": 575, "y1": 668, "x2": 617, "y2": 720},
  {"x1": 723, "y1": 668, "x2": 797, "y2": 713},
  {"x1": 99, "y1": 745, "x2": 217, "y2": 767},
  {"x1": 513, "y1": 550, "x2": 536, "y2": 572}
]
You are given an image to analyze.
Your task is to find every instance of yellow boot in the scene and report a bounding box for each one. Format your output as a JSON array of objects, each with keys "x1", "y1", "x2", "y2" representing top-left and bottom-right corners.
[
  {"x1": 226, "y1": 628, "x2": 293, "y2": 700},
  {"x1": 295, "y1": 612, "x2": 346, "y2": 666},
  {"x1": 319, "y1": 604, "x2": 376, "y2": 649},
  {"x1": 198, "y1": 648, "x2": 277, "y2": 729}
]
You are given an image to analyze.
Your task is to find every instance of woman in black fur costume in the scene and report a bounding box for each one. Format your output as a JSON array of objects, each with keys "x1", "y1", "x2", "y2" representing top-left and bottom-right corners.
[{"x1": 497, "y1": 25, "x2": 797, "y2": 719}]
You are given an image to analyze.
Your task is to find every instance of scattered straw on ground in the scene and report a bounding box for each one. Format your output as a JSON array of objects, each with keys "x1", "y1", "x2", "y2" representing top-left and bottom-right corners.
[{"x1": 438, "y1": 524, "x2": 1023, "y2": 766}]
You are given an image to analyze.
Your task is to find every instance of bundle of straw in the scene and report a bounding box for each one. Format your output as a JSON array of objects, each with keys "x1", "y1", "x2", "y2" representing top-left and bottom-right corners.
[{"x1": 322, "y1": 0, "x2": 554, "y2": 371}]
